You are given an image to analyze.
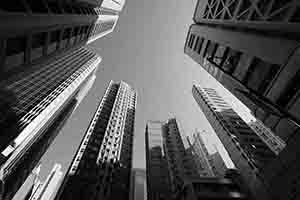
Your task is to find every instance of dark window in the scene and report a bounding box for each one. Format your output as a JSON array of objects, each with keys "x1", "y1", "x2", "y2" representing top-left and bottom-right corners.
[
  {"x1": 188, "y1": 34, "x2": 195, "y2": 48},
  {"x1": 203, "y1": 40, "x2": 210, "y2": 57},
  {"x1": 63, "y1": 5, "x2": 74, "y2": 14},
  {"x1": 244, "y1": 58, "x2": 280, "y2": 94},
  {"x1": 26, "y1": 0, "x2": 48, "y2": 13},
  {"x1": 212, "y1": 45, "x2": 228, "y2": 66},
  {"x1": 31, "y1": 32, "x2": 46, "y2": 49},
  {"x1": 31, "y1": 32, "x2": 46, "y2": 61},
  {"x1": 0, "y1": 0, "x2": 26, "y2": 12},
  {"x1": 197, "y1": 38, "x2": 204, "y2": 54},
  {"x1": 277, "y1": 69, "x2": 300, "y2": 107},
  {"x1": 193, "y1": 36, "x2": 199, "y2": 51},
  {"x1": 206, "y1": 41, "x2": 218, "y2": 58},
  {"x1": 6, "y1": 37, "x2": 26, "y2": 56},
  {"x1": 50, "y1": 30, "x2": 60, "y2": 43},
  {"x1": 222, "y1": 48, "x2": 241, "y2": 74},
  {"x1": 72, "y1": 6, "x2": 82, "y2": 14},
  {"x1": 62, "y1": 28, "x2": 71, "y2": 40},
  {"x1": 47, "y1": 2, "x2": 62, "y2": 14}
]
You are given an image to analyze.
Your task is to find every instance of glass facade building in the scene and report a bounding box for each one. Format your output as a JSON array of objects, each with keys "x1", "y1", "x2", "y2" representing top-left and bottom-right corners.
[
  {"x1": 185, "y1": 1, "x2": 300, "y2": 198},
  {"x1": 192, "y1": 85, "x2": 277, "y2": 200},
  {"x1": 145, "y1": 119, "x2": 200, "y2": 200},
  {"x1": 0, "y1": 48, "x2": 101, "y2": 199},
  {"x1": 56, "y1": 81, "x2": 136, "y2": 200}
]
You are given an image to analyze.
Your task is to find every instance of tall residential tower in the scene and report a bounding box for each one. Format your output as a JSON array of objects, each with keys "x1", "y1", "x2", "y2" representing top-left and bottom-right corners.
[
  {"x1": 145, "y1": 119, "x2": 199, "y2": 200},
  {"x1": 57, "y1": 81, "x2": 136, "y2": 200}
]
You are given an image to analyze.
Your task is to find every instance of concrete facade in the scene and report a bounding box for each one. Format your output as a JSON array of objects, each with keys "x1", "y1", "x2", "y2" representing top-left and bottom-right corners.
[
  {"x1": 57, "y1": 81, "x2": 136, "y2": 200},
  {"x1": 192, "y1": 85, "x2": 277, "y2": 199},
  {"x1": 186, "y1": 1, "x2": 300, "y2": 198},
  {"x1": 187, "y1": 132, "x2": 215, "y2": 177},
  {"x1": 145, "y1": 119, "x2": 200, "y2": 200},
  {"x1": 0, "y1": 1, "x2": 119, "y2": 79}
]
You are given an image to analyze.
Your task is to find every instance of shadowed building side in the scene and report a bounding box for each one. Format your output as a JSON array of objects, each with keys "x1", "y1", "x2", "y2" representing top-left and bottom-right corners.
[
  {"x1": 185, "y1": 1, "x2": 300, "y2": 199},
  {"x1": 56, "y1": 81, "x2": 136, "y2": 200},
  {"x1": 0, "y1": 48, "x2": 101, "y2": 200},
  {"x1": 192, "y1": 85, "x2": 277, "y2": 200}
]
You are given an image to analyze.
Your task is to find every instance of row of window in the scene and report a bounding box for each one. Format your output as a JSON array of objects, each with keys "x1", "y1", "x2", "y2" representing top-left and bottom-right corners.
[
  {"x1": 0, "y1": 0, "x2": 109, "y2": 16},
  {"x1": 188, "y1": 32, "x2": 300, "y2": 110},
  {"x1": 2, "y1": 20, "x2": 115, "y2": 74}
]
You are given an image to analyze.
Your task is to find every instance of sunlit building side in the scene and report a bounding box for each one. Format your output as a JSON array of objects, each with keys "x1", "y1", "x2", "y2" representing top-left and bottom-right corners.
[
  {"x1": 192, "y1": 85, "x2": 276, "y2": 199},
  {"x1": 185, "y1": 1, "x2": 300, "y2": 198},
  {"x1": 0, "y1": 48, "x2": 100, "y2": 200},
  {"x1": 56, "y1": 81, "x2": 136, "y2": 200}
]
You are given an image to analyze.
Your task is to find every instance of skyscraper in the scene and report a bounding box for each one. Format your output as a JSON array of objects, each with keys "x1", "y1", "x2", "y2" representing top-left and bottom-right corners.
[
  {"x1": 30, "y1": 164, "x2": 63, "y2": 200},
  {"x1": 188, "y1": 130, "x2": 228, "y2": 178},
  {"x1": 192, "y1": 85, "x2": 276, "y2": 199},
  {"x1": 145, "y1": 119, "x2": 200, "y2": 200},
  {"x1": 185, "y1": 0, "x2": 300, "y2": 143},
  {"x1": 187, "y1": 132, "x2": 215, "y2": 177},
  {"x1": 12, "y1": 163, "x2": 64, "y2": 200},
  {"x1": 57, "y1": 80, "x2": 136, "y2": 200},
  {"x1": 12, "y1": 164, "x2": 41, "y2": 200},
  {"x1": 0, "y1": 0, "x2": 123, "y2": 79},
  {"x1": 248, "y1": 119, "x2": 286, "y2": 155},
  {"x1": 0, "y1": 0, "x2": 126, "y2": 197},
  {"x1": 185, "y1": 1, "x2": 300, "y2": 199},
  {"x1": 145, "y1": 121, "x2": 172, "y2": 200},
  {"x1": 0, "y1": 47, "x2": 101, "y2": 199}
]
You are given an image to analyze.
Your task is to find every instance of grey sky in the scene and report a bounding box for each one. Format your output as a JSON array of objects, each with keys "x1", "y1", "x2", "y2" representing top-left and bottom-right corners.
[{"x1": 39, "y1": 0, "x2": 251, "y2": 178}]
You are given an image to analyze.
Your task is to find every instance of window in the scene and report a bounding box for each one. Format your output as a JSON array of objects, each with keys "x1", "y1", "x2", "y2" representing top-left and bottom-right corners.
[
  {"x1": 26, "y1": 0, "x2": 48, "y2": 13},
  {"x1": 277, "y1": 69, "x2": 300, "y2": 107},
  {"x1": 61, "y1": 28, "x2": 71, "y2": 48},
  {"x1": 212, "y1": 45, "x2": 227, "y2": 66},
  {"x1": 193, "y1": 36, "x2": 199, "y2": 51},
  {"x1": 31, "y1": 32, "x2": 46, "y2": 61},
  {"x1": 5, "y1": 36, "x2": 26, "y2": 69},
  {"x1": 188, "y1": 34, "x2": 195, "y2": 48},
  {"x1": 47, "y1": 1, "x2": 62, "y2": 14},
  {"x1": 244, "y1": 58, "x2": 280, "y2": 94},
  {"x1": 222, "y1": 48, "x2": 241, "y2": 74},
  {"x1": 197, "y1": 38, "x2": 204, "y2": 54},
  {"x1": 0, "y1": 0, "x2": 26, "y2": 12}
]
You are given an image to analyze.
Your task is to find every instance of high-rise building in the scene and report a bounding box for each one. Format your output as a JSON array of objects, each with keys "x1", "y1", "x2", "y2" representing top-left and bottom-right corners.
[
  {"x1": 188, "y1": 130, "x2": 228, "y2": 178},
  {"x1": 185, "y1": 0, "x2": 300, "y2": 143},
  {"x1": 175, "y1": 176, "x2": 248, "y2": 200},
  {"x1": 192, "y1": 85, "x2": 277, "y2": 199},
  {"x1": 12, "y1": 163, "x2": 64, "y2": 200},
  {"x1": 161, "y1": 119, "x2": 200, "y2": 192},
  {"x1": 56, "y1": 80, "x2": 136, "y2": 200},
  {"x1": 130, "y1": 168, "x2": 147, "y2": 200},
  {"x1": 30, "y1": 164, "x2": 63, "y2": 200},
  {"x1": 0, "y1": 0, "x2": 123, "y2": 79},
  {"x1": 0, "y1": 47, "x2": 101, "y2": 199},
  {"x1": 248, "y1": 119, "x2": 286, "y2": 155},
  {"x1": 145, "y1": 119, "x2": 200, "y2": 200},
  {"x1": 208, "y1": 148, "x2": 228, "y2": 178},
  {"x1": 145, "y1": 121, "x2": 172, "y2": 200},
  {"x1": 187, "y1": 132, "x2": 215, "y2": 177},
  {"x1": 12, "y1": 164, "x2": 41, "y2": 200},
  {"x1": 0, "y1": 0, "x2": 126, "y2": 197},
  {"x1": 185, "y1": 3, "x2": 300, "y2": 198}
]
